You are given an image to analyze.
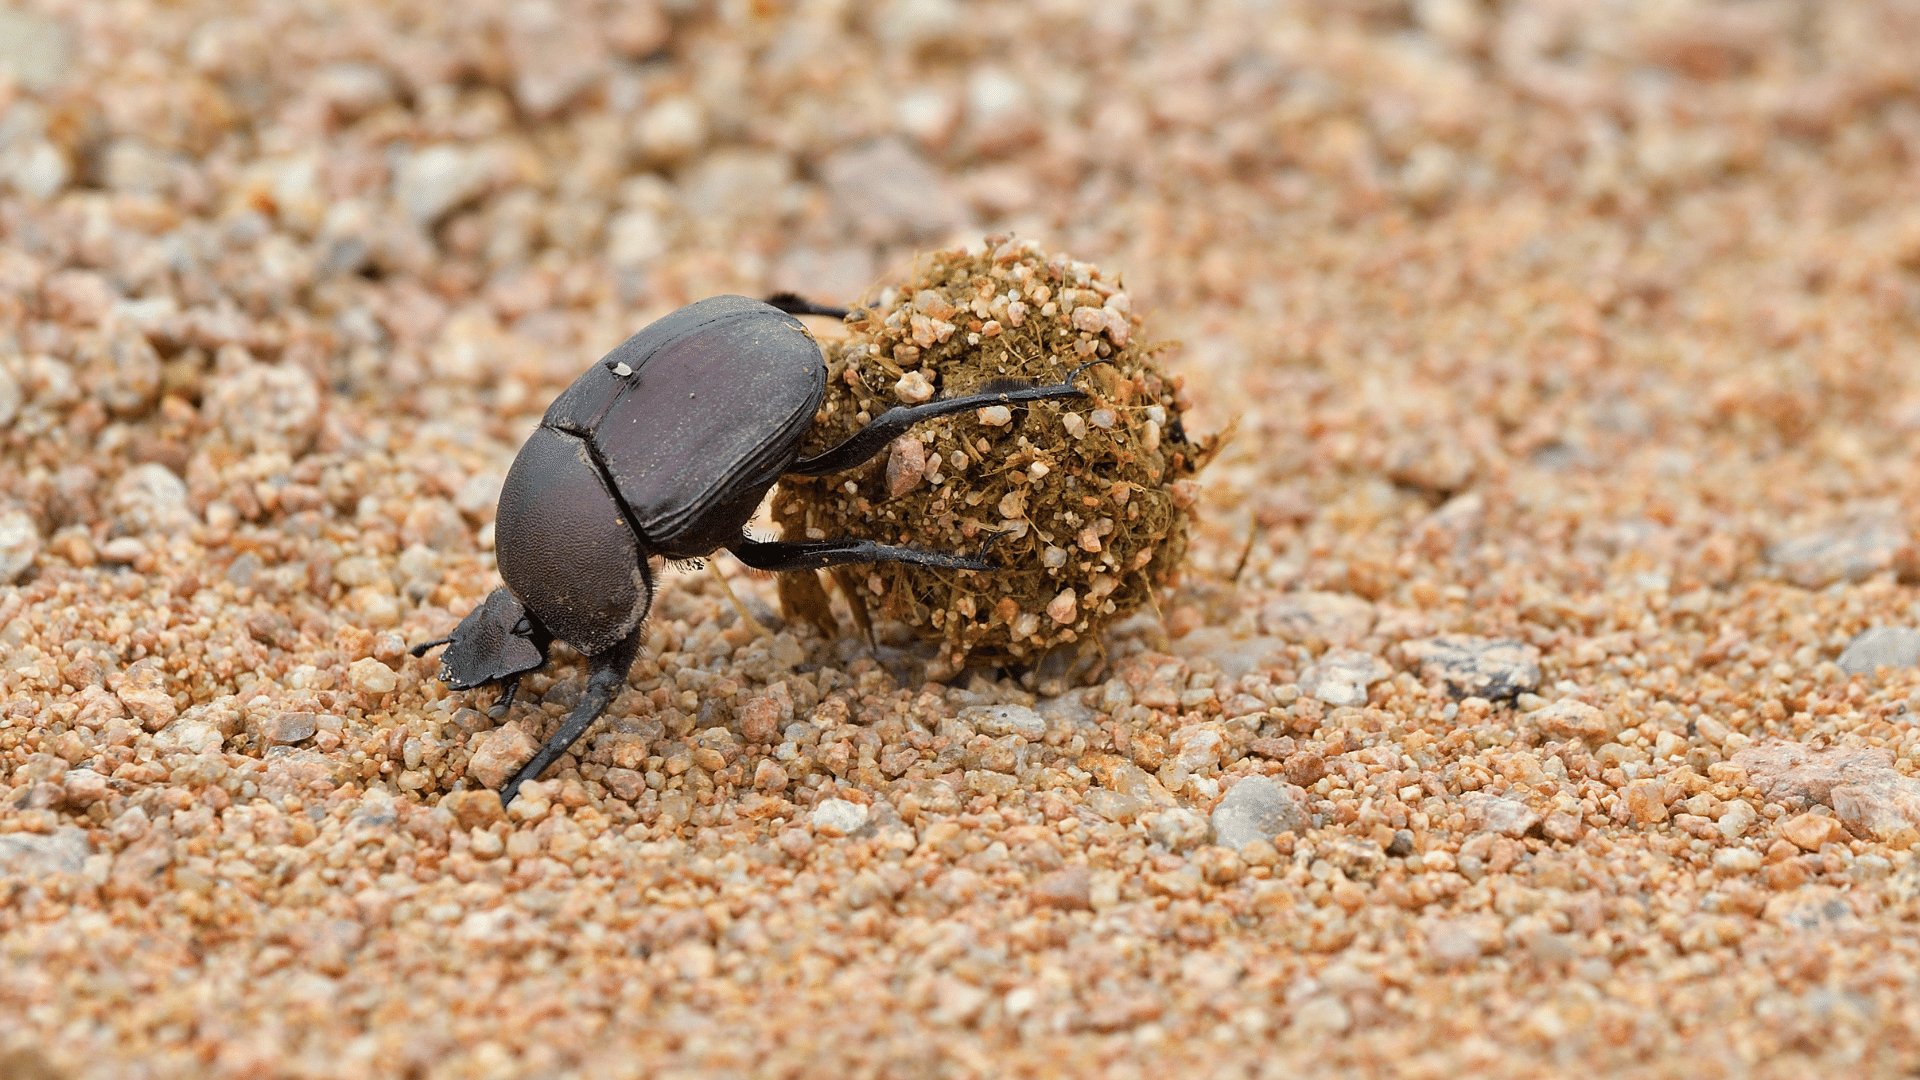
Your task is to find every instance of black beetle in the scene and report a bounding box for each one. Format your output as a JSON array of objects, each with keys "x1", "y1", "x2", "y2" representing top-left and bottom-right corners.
[{"x1": 413, "y1": 293, "x2": 1101, "y2": 805}]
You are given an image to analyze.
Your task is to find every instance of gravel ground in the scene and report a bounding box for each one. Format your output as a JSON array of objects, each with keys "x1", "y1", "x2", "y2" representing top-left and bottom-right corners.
[{"x1": 5, "y1": 1, "x2": 1920, "y2": 1077}]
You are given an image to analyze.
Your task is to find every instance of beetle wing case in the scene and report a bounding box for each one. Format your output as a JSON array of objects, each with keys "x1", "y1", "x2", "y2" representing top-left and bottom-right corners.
[{"x1": 544, "y1": 295, "x2": 827, "y2": 558}]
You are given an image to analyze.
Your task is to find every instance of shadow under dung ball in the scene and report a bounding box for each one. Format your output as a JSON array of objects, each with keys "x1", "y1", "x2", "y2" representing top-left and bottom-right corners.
[{"x1": 774, "y1": 238, "x2": 1218, "y2": 672}]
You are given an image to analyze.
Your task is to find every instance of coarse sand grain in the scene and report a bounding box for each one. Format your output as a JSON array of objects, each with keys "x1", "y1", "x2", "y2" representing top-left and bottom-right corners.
[{"x1": 5, "y1": 2, "x2": 1920, "y2": 1078}]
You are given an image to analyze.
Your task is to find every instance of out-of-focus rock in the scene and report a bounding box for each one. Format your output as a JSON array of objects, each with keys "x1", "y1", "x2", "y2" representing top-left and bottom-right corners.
[
  {"x1": 633, "y1": 95, "x2": 707, "y2": 165},
  {"x1": 821, "y1": 138, "x2": 969, "y2": 246},
  {"x1": 202, "y1": 356, "x2": 323, "y2": 456},
  {"x1": 109, "y1": 464, "x2": 193, "y2": 537},
  {"x1": 1767, "y1": 506, "x2": 1908, "y2": 588},
  {"x1": 1405, "y1": 635, "x2": 1540, "y2": 701},
  {"x1": 1298, "y1": 648, "x2": 1390, "y2": 707},
  {"x1": 0, "y1": 827, "x2": 90, "y2": 877},
  {"x1": 1259, "y1": 592, "x2": 1376, "y2": 646},
  {"x1": 0, "y1": 7, "x2": 72, "y2": 90},
  {"x1": 506, "y1": 0, "x2": 610, "y2": 119},
  {"x1": 1211, "y1": 776, "x2": 1310, "y2": 850},
  {"x1": 395, "y1": 144, "x2": 494, "y2": 227},
  {"x1": 1145, "y1": 807, "x2": 1211, "y2": 852},
  {"x1": 1836, "y1": 627, "x2": 1920, "y2": 676},
  {"x1": 0, "y1": 507, "x2": 40, "y2": 584}
]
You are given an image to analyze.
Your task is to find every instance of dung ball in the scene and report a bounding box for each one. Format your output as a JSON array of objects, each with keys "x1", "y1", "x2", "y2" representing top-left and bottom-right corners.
[{"x1": 773, "y1": 237, "x2": 1217, "y2": 671}]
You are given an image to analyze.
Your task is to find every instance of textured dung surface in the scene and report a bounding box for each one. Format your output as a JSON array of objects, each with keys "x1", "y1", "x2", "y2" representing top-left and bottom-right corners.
[
  {"x1": 774, "y1": 242, "x2": 1213, "y2": 672},
  {"x1": 7, "y1": 2, "x2": 1920, "y2": 1079}
]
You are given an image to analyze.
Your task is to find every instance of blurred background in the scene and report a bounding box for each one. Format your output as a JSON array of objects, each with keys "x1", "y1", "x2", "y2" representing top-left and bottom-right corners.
[{"x1": 5, "y1": 0, "x2": 1920, "y2": 604}]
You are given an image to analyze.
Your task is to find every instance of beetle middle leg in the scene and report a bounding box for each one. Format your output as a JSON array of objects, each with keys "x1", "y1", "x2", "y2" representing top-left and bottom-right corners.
[{"x1": 498, "y1": 626, "x2": 644, "y2": 807}]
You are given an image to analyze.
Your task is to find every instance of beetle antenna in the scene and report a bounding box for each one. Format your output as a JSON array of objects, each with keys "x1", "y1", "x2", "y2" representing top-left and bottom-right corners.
[{"x1": 409, "y1": 635, "x2": 452, "y2": 658}]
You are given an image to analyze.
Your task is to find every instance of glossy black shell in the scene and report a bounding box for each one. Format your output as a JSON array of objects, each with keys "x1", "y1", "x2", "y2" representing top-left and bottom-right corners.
[{"x1": 493, "y1": 295, "x2": 826, "y2": 655}]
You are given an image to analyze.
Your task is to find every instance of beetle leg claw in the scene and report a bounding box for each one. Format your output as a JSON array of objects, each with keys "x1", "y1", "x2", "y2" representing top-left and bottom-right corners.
[
  {"x1": 498, "y1": 629, "x2": 643, "y2": 807},
  {"x1": 1061, "y1": 357, "x2": 1114, "y2": 387},
  {"x1": 490, "y1": 677, "x2": 522, "y2": 718}
]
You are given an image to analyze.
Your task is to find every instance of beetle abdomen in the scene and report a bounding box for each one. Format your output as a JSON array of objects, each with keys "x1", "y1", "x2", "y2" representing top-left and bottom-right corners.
[{"x1": 495, "y1": 426, "x2": 652, "y2": 657}]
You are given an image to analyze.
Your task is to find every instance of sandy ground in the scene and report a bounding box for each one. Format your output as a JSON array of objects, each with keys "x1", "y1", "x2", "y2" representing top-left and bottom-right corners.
[{"x1": 6, "y1": 1, "x2": 1920, "y2": 1077}]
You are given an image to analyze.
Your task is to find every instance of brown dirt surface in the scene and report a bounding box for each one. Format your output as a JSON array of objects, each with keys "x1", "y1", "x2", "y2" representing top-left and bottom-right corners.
[{"x1": 5, "y1": 1, "x2": 1920, "y2": 1078}]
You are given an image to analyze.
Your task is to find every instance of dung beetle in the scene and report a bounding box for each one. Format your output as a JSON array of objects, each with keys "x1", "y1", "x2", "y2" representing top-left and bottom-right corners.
[{"x1": 413, "y1": 293, "x2": 1102, "y2": 805}]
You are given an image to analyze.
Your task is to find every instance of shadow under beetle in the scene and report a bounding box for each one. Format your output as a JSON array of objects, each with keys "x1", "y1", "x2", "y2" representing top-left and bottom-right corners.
[{"x1": 413, "y1": 293, "x2": 1103, "y2": 806}]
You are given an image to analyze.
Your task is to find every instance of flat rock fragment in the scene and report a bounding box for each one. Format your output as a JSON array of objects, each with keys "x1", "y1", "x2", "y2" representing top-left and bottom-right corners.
[
  {"x1": 1406, "y1": 635, "x2": 1540, "y2": 701},
  {"x1": 1733, "y1": 741, "x2": 1920, "y2": 848},
  {"x1": 1836, "y1": 627, "x2": 1920, "y2": 676},
  {"x1": 1299, "y1": 648, "x2": 1391, "y2": 707},
  {"x1": 0, "y1": 507, "x2": 39, "y2": 584},
  {"x1": 1462, "y1": 792, "x2": 1540, "y2": 837},
  {"x1": 1210, "y1": 776, "x2": 1311, "y2": 851},
  {"x1": 1766, "y1": 507, "x2": 1908, "y2": 588},
  {"x1": 1259, "y1": 592, "x2": 1376, "y2": 646}
]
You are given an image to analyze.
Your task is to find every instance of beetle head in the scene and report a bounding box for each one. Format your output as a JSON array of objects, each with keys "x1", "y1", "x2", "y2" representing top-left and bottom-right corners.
[{"x1": 410, "y1": 588, "x2": 546, "y2": 690}]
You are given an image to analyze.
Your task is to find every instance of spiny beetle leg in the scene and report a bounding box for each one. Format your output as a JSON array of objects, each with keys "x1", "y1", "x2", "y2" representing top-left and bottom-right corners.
[
  {"x1": 764, "y1": 292, "x2": 851, "y2": 319},
  {"x1": 786, "y1": 358, "x2": 1112, "y2": 478},
  {"x1": 731, "y1": 536, "x2": 999, "y2": 574},
  {"x1": 497, "y1": 627, "x2": 643, "y2": 807}
]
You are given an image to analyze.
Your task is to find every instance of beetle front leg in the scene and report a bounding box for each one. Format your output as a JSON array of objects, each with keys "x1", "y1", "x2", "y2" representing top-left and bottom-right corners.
[
  {"x1": 489, "y1": 675, "x2": 523, "y2": 719},
  {"x1": 497, "y1": 627, "x2": 643, "y2": 807},
  {"x1": 784, "y1": 360, "x2": 1110, "y2": 478},
  {"x1": 731, "y1": 534, "x2": 1002, "y2": 574}
]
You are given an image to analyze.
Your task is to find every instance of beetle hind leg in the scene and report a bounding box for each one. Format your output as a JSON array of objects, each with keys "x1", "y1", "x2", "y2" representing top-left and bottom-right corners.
[
  {"x1": 764, "y1": 293, "x2": 851, "y2": 319},
  {"x1": 785, "y1": 359, "x2": 1110, "y2": 478},
  {"x1": 731, "y1": 535, "x2": 1000, "y2": 574}
]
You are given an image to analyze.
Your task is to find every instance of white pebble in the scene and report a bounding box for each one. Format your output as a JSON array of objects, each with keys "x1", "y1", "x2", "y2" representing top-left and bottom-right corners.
[
  {"x1": 348, "y1": 658, "x2": 398, "y2": 694},
  {"x1": 977, "y1": 405, "x2": 1012, "y2": 426},
  {"x1": 895, "y1": 371, "x2": 935, "y2": 403},
  {"x1": 811, "y1": 798, "x2": 869, "y2": 837}
]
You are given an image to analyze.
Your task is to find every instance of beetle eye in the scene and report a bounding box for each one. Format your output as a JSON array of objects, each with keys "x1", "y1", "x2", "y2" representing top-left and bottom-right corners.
[{"x1": 512, "y1": 616, "x2": 531, "y2": 635}]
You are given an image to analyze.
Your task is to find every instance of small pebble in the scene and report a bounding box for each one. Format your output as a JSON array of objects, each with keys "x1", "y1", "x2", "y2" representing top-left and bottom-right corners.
[
  {"x1": 811, "y1": 798, "x2": 869, "y2": 837},
  {"x1": 347, "y1": 658, "x2": 398, "y2": 694},
  {"x1": 1211, "y1": 776, "x2": 1310, "y2": 851},
  {"x1": 894, "y1": 370, "x2": 934, "y2": 403}
]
